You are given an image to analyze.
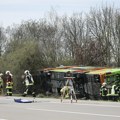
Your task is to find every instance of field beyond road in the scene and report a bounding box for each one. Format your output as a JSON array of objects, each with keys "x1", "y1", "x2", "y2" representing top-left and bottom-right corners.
[{"x1": 0, "y1": 96, "x2": 120, "y2": 120}]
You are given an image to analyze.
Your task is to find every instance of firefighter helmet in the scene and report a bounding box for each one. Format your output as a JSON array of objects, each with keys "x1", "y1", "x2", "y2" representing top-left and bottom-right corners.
[
  {"x1": 0, "y1": 73, "x2": 3, "y2": 76},
  {"x1": 102, "y1": 82, "x2": 106, "y2": 86},
  {"x1": 24, "y1": 70, "x2": 30, "y2": 75},
  {"x1": 6, "y1": 71, "x2": 10, "y2": 75}
]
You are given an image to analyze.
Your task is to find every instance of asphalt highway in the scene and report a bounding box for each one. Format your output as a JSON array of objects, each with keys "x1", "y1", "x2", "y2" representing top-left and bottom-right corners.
[{"x1": 0, "y1": 96, "x2": 120, "y2": 120}]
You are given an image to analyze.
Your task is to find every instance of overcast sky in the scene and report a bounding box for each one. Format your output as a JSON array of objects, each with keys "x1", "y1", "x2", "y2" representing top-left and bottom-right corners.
[{"x1": 0, "y1": 0, "x2": 119, "y2": 27}]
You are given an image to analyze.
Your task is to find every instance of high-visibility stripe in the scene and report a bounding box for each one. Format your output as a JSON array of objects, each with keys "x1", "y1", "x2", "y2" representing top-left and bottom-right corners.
[
  {"x1": 7, "y1": 92, "x2": 12, "y2": 93},
  {"x1": 6, "y1": 86, "x2": 12, "y2": 88}
]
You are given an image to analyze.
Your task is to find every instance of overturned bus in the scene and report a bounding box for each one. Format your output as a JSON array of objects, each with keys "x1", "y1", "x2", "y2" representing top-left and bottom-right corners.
[{"x1": 43, "y1": 66, "x2": 120, "y2": 100}]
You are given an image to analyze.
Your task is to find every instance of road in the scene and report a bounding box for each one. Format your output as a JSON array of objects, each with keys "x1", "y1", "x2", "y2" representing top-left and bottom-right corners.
[{"x1": 0, "y1": 96, "x2": 120, "y2": 120}]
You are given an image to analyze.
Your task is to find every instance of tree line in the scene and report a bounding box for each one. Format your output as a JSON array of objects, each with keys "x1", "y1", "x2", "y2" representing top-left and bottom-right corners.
[{"x1": 0, "y1": 5, "x2": 120, "y2": 93}]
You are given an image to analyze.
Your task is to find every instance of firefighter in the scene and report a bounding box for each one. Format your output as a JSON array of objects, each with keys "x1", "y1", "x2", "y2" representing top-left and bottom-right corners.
[
  {"x1": 22, "y1": 70, "x2": 36, "y2": 97},
  {"x1": 0, "y1": 73, "x2": 3, "y2": 95},
  {"x1": 114, "y1": 76, "x2": 120, "y2": 96},
  {"x1": 5, "y1": 71, "x2": 13, "y2": 96},
  {"x1": 111, "y1": 80, "x2": 120, "y2": 101},
  {"x1": 100, "y1": 82, "x2": 108, "y2": 99},
  {"x1": 115, "y1": 83, "x2": 120, "y2": 97},
  {"x1": 60, "y1": 85, "x2": 70, "y2": 99}
]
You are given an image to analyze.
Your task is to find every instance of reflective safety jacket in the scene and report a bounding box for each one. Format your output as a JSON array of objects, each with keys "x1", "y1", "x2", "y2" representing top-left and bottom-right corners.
[
  {"x1": 24, "y1": 74, "x2": 34, "y2": 86},
  {"x1": 6, "y1": 82, "x2": 13, "y2": 89},
  {"x1": 100, "y1": 86, "x2": 108, "y2": 96},
  {"x1": 5, "y1": 74, "x2": 13, "y2": 88},
  {"x1": 0, "y1": 77, "x2": 3, "y2": 88}
]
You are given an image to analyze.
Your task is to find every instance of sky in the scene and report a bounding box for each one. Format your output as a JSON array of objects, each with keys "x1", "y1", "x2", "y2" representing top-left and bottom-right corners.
[{"x1": 0, "y1": 0, "x2": 119, "y2": 27}]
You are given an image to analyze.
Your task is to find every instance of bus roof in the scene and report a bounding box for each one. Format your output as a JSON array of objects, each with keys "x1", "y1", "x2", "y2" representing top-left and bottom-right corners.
[
  {"x1": 50, "y1": 66, "x2": 94, "y2": 73},
  {"x1": 87, "y1": 68, "x2": 120, "y2": 75},
  {"x1": 70, "y1": 66, "x2": 106, "y2": 73},
  {"x1": 50, "y1": 68, "x2": 75, "y2": 73},
  {"x1": 71, "y1": 66, "x2": 105, "y2": 70},
  {"x1": 46, "y1": 66, "x2": 106, "y2": 73}
]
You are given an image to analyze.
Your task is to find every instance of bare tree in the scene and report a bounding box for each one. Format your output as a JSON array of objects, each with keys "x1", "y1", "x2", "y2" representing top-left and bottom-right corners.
[
  {"x1": 86, "y1": 6, "x2": 116, "y2": 66},
  {"x1": 62, "y1": 13, "x2": 88, "y2": 65},
  {"x1": 0, "y1": 27, "x2": 6, "y2": 56}
]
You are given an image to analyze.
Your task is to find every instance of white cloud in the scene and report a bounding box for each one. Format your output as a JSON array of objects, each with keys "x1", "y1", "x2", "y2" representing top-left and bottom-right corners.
[
  {"x1": 0, "y1": 0, "x2": 118, "y2": 7},
  {"x1": 0, "y1": 0, "x2": 25, "y2": 4},
  {"x1": 0, "y1": 0, "x2": 97, "y2": 5},
  {"x1": 0, "y1": 0, "x2": 119, "y2": 27}
]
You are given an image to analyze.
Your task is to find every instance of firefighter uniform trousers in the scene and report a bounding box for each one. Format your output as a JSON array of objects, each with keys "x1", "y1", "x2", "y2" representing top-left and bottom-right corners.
[
  {"x1": 24, "y1": 84, "x2": 35, "y2": 96},
  {"x1": 0, "y1": 80, "x2": 3, "y2": 95},
  {"x1": 6, "y1": 82, "x2": 13, "y2": 96},
  {"x1": 0, "y1": 87, "x2": 3, "y2": 95}
]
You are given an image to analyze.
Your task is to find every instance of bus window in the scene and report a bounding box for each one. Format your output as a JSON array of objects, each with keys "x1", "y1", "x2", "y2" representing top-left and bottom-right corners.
[
  {"x1": 106, "y1": 75, "x2": 115, "y2": 85},
  {"x1": 51, "y1": 72, "x2": 65, "y2": 80},
  {"x1": 116, "y1": 74, "x2": 120, "y2": 80},
  {"x1": 51, "y1": 72, "x2": 55, "y2": 79},
  {"x1": 94, "y1": 75, "x2": 100, "y2": 83}
]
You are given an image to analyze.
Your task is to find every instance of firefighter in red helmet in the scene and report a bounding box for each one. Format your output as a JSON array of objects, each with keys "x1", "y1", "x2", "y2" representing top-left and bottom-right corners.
[{"x1": 5, "y1": 71, "x2": 13, "y2": 96}]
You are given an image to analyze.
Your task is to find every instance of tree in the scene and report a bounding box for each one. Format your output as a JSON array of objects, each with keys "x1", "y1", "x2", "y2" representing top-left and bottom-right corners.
[{"x1": 0, "y1": 27, "x2": 6, "y2": 56}]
